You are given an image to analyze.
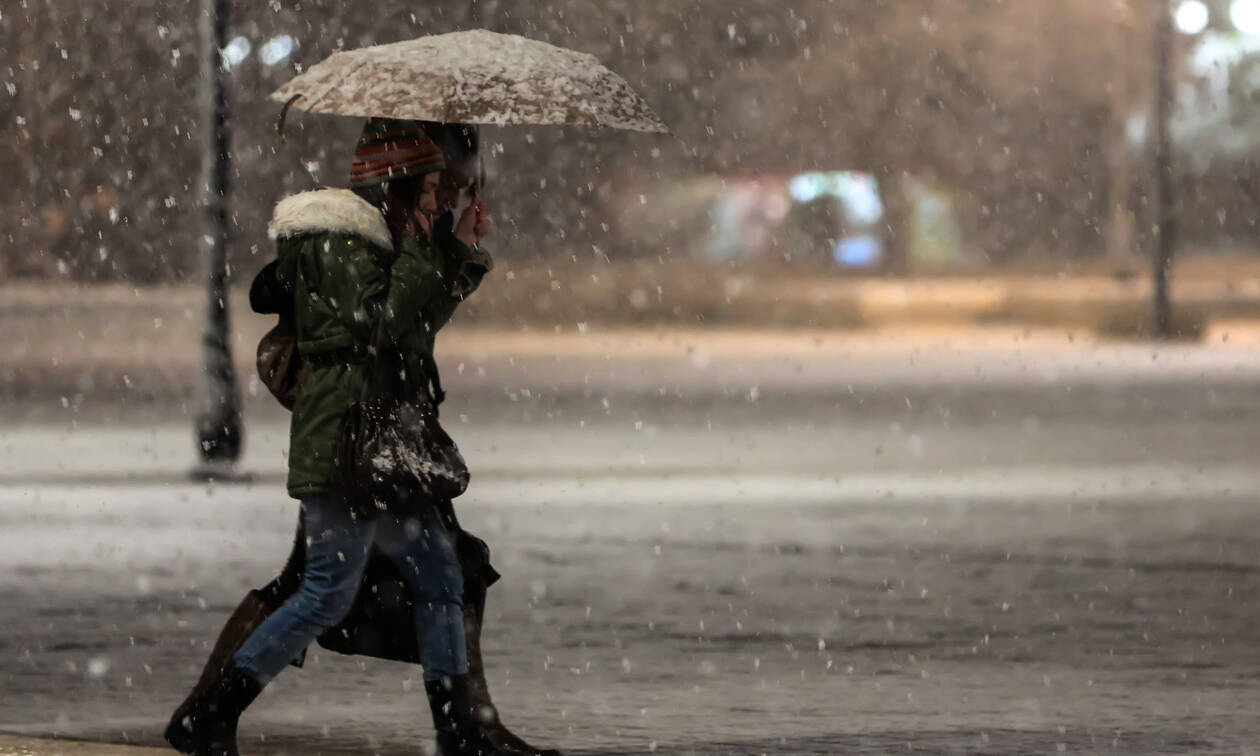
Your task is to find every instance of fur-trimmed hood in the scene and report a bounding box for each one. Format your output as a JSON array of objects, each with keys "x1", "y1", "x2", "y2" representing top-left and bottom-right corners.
[{"x1": 267, "y1": 188, "x2": 392, "y2": 251}]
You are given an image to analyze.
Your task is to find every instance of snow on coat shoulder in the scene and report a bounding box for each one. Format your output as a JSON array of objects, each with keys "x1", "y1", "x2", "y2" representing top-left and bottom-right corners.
[{"x1": 267, "y1": 188, "x2": 392, "y2": 251}]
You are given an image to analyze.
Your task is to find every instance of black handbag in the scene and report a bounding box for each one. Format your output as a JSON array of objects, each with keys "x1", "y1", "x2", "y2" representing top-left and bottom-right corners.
[{"x1": 334, "y1": 322, "x2": 470, "y2": 516}]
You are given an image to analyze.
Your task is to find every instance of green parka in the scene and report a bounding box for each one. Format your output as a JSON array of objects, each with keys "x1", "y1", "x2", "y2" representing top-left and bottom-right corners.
[{"x1": 266, "y1": 188, "x2": 489, "y2": 499}]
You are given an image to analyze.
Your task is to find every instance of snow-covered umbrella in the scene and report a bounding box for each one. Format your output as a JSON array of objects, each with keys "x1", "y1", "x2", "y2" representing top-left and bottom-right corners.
[{"x1": 271, "y1": 29, "x2": 669, "y2": 134}]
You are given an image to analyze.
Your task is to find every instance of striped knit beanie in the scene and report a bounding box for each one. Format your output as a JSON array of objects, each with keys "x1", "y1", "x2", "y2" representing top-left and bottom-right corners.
[{"x1": 348, "y1": 118, "x2": 446, "y2": 189}]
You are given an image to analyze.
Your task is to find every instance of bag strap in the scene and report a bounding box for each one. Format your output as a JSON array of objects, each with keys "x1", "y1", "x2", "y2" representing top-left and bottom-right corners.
[
  {"x1": 362, "y1": 299, "x2": 445, "y2": 409},
  {"x1": 360, "y1": 234, "x2": 446, "y2": 408},
  {"x1": 419, "y1": 350, "x2": 446, "y2": 406}
]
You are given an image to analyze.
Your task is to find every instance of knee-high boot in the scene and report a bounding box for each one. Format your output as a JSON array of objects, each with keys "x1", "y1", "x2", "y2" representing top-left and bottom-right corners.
[
  {"x1": 165, "y1": 590, "x2": 273, "y2": 746},
  {"x1": 458, "y1": 533, "x2": 561, "y2": 756}
]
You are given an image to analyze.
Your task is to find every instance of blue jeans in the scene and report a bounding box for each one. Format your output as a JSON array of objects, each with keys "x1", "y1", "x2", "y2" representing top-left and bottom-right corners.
[{"x1": 234, "y1": 494, "x2": 467, "y2": 685}]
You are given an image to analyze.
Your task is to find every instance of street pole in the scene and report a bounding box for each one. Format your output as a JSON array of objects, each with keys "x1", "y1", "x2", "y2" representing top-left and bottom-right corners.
[
  {"x1": 1106, "y1": 3, "x2": 1136, "y2": 268},
  {"x1": 1152, "y1": 3, "x2": 1176, "y2": 338},
  {"x1": 193, "y1": 0, "x2": 244, "y2": 477}
]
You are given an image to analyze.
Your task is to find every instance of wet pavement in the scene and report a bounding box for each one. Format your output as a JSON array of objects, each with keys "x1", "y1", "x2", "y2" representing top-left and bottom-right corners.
[
  {"x1": 2, "y1": 470, "x2": 1259, "y2": 754},
  {"x1": 3, "y1": 333, "x2": 1260, "y2": 754}
]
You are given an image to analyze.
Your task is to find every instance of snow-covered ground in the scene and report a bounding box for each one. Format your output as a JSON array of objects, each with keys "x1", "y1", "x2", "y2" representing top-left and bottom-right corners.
[
  {"x1": 3, "y1": 332, "x2": 1260, "y2": 754},
  {"x1": 1, "y1": 474, "x2": 1258, "y2": 755}
]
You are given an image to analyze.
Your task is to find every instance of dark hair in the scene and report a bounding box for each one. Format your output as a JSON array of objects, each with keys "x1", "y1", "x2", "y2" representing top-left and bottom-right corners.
[
  {"x1": 350, "y1": 173, "x2": 427, "y2": 248},
  {"x1": 421, "y1": 122, "x2": 485, "y2": 188},
  {"x1": 351, "y1": 173, "x2": 424, "y2": 215}
]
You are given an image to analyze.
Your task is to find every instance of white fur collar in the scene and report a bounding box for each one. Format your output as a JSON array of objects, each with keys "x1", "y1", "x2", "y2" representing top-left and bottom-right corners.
[{"x1": 267, "y1": 188, "x2": 392, "y2": 250}]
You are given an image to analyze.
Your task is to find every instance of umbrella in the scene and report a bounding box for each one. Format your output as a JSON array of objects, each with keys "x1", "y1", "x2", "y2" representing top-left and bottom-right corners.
[{"x1": 271, "y1": 29, "x2": 669, "y2": 134}]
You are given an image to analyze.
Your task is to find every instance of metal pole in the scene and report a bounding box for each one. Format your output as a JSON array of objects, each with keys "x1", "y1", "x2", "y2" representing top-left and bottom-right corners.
[
  {"x1": 1106, "y1": 3, "x2": 1136, "y2": 267},
  {"x1": 193, "y1": 0, "x2": 244, "y2": 476},
  {"x1": 1152, "y1": 4, "x2": 1176, "y2": 338}
]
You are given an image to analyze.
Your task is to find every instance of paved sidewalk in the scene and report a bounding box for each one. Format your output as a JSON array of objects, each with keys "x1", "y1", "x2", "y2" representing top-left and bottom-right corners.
[
  {"x1": 2, "y1": 477, "x2": 1259, "y2": 755},
  {"x1": 6, "y1": 315, "x2": 1260, "y2": 755},
  {"x1": 0, "y1": 736, "x2": 166, "y2": 756}
]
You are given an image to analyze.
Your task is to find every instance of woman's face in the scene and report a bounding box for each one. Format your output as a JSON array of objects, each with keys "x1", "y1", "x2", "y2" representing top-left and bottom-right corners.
[{"x1": 416, "y1": 171, "x2": 441, "y2": 219}]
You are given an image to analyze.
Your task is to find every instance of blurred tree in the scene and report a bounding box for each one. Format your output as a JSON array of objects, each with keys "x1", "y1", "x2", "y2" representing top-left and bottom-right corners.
[
  {"x1": 0, "y1": 0, "x2": 1249, "y2": 281},
  {"x1": 751, "y1": 0, "x2": 1148, "y2": 266},
  {"x1": 1, "y1": 0, "x2": 202, "y2": 280}
]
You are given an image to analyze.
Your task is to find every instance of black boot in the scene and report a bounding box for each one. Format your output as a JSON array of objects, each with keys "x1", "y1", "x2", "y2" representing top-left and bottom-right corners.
[
  {"x1": 164, "y1": 660, "x2": 262, "y2": 756},
  {"x1": 462, "y1": 599, "x2": 562, "y2": 756},
  {"x1": 166, "y1": 591, "x2": 274, "y2": 746},
  {"x1": 427, "y1": 675, "x2": 513, "y2": 756},
  {"x1": 456, "y1": 529, "x2": 561, "y2": 756}
]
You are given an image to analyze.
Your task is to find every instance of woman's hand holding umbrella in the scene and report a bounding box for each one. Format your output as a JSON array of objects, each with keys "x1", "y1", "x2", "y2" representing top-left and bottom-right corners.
[{"x1": 454, "y1": 192, "x2": 491, "y2": 247}]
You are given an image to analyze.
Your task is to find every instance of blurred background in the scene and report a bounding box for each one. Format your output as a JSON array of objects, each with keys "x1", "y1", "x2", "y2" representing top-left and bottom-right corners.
[
  {"x1": 4, "y1": 2, "x2": 1260, "y2": 753},
  {"x1": 9, "y1": 1, "x2": 1260, "y2": 402},
  {"x1": 3, "y1": 1, "x2": 1260, "y2": 274},
  {"x1": 8, "y1": 1, "x2": 1260, "y2": 395}
]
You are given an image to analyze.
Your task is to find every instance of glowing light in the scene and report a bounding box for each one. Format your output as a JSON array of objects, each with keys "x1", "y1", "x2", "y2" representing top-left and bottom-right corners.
[
  {"x1": 222, "y1": 36, "x2": 250, "y2": 70},
  {"x1": 1175, "y1": 1, "x2": 1210, "y2": 35},
  {"x1": 1232, "y1": 0, "x2": 1260, "y2": 35},
  {"x1": 789, "y1": 173, "x2": 824, "y2": 203},
  {"x1": 833, "y1": 235, "x2": 882, "y2": 268},
  {"x1": 260, "y1": 35, "x2": 295, "y2": 66}
]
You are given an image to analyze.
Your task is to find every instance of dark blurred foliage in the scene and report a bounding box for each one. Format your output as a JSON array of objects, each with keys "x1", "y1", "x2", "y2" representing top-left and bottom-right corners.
[{"x1": 1, "y1": 0, "x2": 1256, "y2": 282}]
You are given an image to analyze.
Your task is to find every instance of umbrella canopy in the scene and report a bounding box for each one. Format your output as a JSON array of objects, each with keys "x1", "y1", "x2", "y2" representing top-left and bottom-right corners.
[{"x1": 271, "y1": 29, "x2": 669, "y2": 133}]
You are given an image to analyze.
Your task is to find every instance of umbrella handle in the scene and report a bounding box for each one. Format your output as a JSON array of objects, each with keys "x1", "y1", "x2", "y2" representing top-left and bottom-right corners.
[{"x1": 276, "y1": 94, "x2": 303, "y2": 144}]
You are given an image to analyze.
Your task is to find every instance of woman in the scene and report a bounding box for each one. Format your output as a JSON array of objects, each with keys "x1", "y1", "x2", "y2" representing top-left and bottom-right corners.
[
  {"x1": 166, "y1": 120, "x2": 511, "y2": 756},
  {"x1": 168, "y1": 120, "x2": 558, "y2": 756}
]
